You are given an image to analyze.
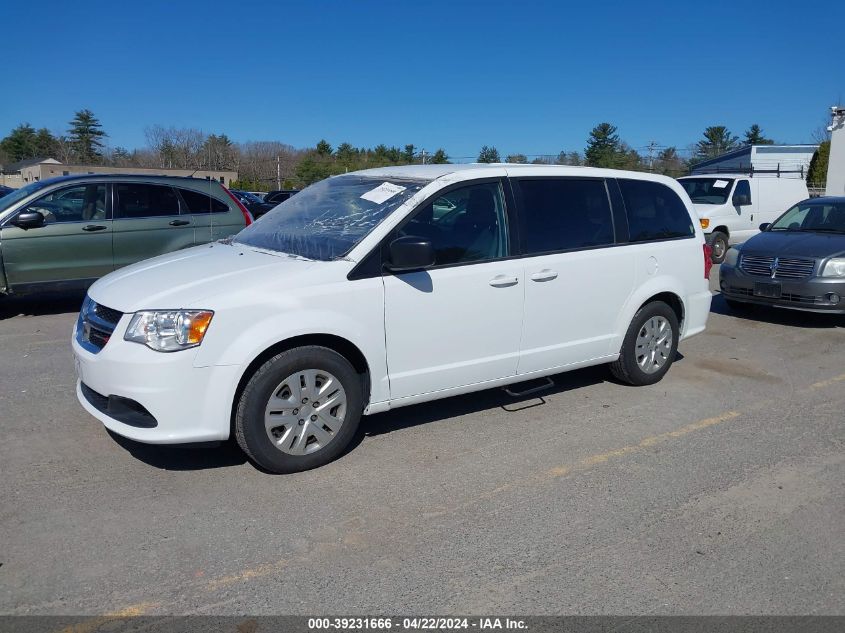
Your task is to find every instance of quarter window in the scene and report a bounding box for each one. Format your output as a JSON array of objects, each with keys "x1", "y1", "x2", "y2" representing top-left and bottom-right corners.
[
  {"x1": 516, "y1": 178, "x2": 614, "y2": 254},
  {"x1": 618, "y1": 179, "x2": 695, "y2": 242},
  {"x1": 179, "y1": 188, "x2": 229, "y2": 213},
  {"x1": 398, "y1": 181, "x2": 509, "y2": 265},
  {"x1": 23, "y1": 184, "x2": 107, "y2": 224},
  {"x1": 115, "y1": 184, "x2": 180, "y2": 218}
]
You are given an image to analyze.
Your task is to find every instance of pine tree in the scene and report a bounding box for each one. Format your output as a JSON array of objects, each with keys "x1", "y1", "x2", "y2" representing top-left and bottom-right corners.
[
  {"x1": 68, "y1": 109, "x2": 107, "y2": 163},
  {"x1": 505, "y1": 153, "x2": 528, "y2": 163},
  {"x1": 695, "y1": 126, "x2": 739, "y2": 161},
  {"x1": 477, "y1": 146, "x2": 500, "y2": 163},
  {"x1": 744, "y1": 124, "x2": 773, "y2": 145},
  {"x1": 585, "y1": 123, "x2": 621, "y2": 167},
  {"x1": 431, "y1": 149, "x2": 449, "y2": 164}
]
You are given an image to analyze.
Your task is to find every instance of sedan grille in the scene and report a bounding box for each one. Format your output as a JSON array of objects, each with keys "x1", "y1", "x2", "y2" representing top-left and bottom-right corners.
[{"x1": 740, "y1": 254, "x2": 815, "y2": 279}]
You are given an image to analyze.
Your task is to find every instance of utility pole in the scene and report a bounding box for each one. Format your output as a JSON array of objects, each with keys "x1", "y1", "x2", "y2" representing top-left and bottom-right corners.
[
  {"x1": 276, "y1": 155, "x2": 281, "y2": 190},
  {"x1": 420, "y1": 149, "x2": 428, "y2": 165},
  {"x1": 646, "y1": 141, "x2": 659, "y2": 172}
]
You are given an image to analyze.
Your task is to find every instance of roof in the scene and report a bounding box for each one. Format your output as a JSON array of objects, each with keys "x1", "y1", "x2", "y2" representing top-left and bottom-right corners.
[
  {"x1": 346, "y1": 163, "x2": 662, "y2": 181},
  {"x1": 1, "y1": 157, "x2": 60, "y2": 174},
  {"x1": 804, "y1": 196, "x2": 845, "y2": 203},
  {"x1": 20, "y1": 173, "x2": 229, "y2": 187}
]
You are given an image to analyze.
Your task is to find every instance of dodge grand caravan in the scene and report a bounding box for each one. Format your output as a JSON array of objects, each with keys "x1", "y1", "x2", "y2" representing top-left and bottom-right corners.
[{"x1": 72, "y1": 165, "x2": 712, "y2": 473}]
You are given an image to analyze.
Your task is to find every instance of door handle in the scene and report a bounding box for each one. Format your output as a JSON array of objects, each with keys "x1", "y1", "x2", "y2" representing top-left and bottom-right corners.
[
  {"x1": 169, "y1": 219, "x2": 191, "y2": 226},
  {"x1": 82, "y1": 225, "x2": 107, "y2": 232},
  {"x1": 530, "y1": 269, "x2": 558, "y2": 282},
  {"x1": 489, "y1": 275, "x2": 519, "y2": 288}
]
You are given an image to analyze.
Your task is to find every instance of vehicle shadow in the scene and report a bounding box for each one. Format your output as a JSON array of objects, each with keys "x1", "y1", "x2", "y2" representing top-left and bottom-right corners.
[
  {"x1": 106, "y1": 430, "x2": 248, "y2": 471},
  {"x1": 0, "y1": 290, "x2": 86, "y2": 321},
  {"x1": 710, "y1": 292, "x2": 845, "y2": 329},
  {"x1": 360, "y1": 363, "x2": 618, "y2": 442}
]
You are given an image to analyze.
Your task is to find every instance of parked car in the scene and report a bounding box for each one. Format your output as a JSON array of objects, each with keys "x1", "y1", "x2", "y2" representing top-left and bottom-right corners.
[
  {"x1": 72, "y1": 164, "x2": 712, "y2": 473},
  {"x1": 263, "y1": 189, "x2": 299, "y2": 204},
  {"x1": 719, "y1": 196, "x2": 845, "y2": 313},
  {"x1": 229, "y1": 189, "x2": 276, "y2": 219},
  {"x1": 0, "y1": 185, "x2": 14, "y2": 198},
  {"x1": 0, "y1": 174, "x2": 252, "y2": 296},
  {"x1": 247, "y1": 191, "x2": 268, "y2": 201},
  {"x1": 677, "y1": 174, "x2": 808, "y2": 264}
]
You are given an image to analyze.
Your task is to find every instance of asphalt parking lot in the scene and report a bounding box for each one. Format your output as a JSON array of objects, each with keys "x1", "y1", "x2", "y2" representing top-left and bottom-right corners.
[{"x1": 1, "y1": 269, "x2": 843, "y2": 616}]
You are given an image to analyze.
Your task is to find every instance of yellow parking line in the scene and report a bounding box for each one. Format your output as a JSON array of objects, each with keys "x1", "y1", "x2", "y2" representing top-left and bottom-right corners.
[
  {"x1": 56, "y1": 602, "x2": 158, "y2": 633},
  {"x1": 807, "y1": 373, "x2": 845, "y2": 391},
  {"x1": 543, "y1": 410, "x2": 741, "y2": 481}
]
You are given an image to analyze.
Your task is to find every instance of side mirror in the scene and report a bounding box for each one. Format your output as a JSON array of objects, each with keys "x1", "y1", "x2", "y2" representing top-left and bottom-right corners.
[
  {"x1": 759, "y1": 223, "x2": 771, "y2": 232},
  {"x1": 12, "y1": 211, "x2": 46, "y2": 230},
  {"x1": 733, "y1": 194, "x2": 751, "y2": 206},
  {"x1": 386, "y1": 236, "x2": 435, "y2": 272}
]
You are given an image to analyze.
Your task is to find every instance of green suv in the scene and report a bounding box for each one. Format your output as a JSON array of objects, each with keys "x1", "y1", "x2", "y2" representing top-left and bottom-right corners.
[{"x1": 0, "y1": 174, "x2": 253, "y2": 295}]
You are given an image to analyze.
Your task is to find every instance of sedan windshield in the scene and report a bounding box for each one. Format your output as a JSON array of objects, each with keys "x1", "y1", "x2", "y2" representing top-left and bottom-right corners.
[
  {"x1": 233, "y1": 175, "x2": 430, "y2": 260},
  {"x1": 679, "y1": 178, "x2": 735, "y2": 204},
  {"x1": 770, "y1": 201, "x2": 845, "y2": 233}
]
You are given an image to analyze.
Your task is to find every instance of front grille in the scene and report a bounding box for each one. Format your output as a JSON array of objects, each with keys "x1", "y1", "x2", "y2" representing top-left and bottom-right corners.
[
  {"x1": 77, "y1": 298, "x2": 123, "y2": 353},
  {"x1": 728, "y1": 286, "x2": 821, "y2": 305},
  {"x1": 94, "y1": 303, "x2": 122, "y2": 325},
  {"x1": 740, "y1": 254, "x2": 816, "y2": 279}
]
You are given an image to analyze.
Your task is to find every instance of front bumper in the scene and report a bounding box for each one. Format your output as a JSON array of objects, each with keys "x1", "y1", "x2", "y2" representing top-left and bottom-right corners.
[
  {"x1": 72, "y1": 318, "x2": 242, "y2": 444},
  {"x1": 719, "y1": 264, "x2": 845, "y2": 314}
]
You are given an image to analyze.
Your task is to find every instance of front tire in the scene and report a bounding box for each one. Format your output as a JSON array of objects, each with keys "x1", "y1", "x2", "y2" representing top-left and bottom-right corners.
[
  {"x1": 235, "y1": 346, "x2": 363, "y2": 473},
  {"x1": 610, "y1": 301, "x2": 679, "y2": 386},
  {"x1": 708, "y1": 231, "x2": 729, "y2": 264}
]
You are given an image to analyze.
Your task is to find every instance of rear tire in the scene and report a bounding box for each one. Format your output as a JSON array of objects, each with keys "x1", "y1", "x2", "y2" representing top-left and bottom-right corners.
[
  {"x1": 708, "y1": 231, "x2": 729, "y2": 264},
  {"x1": 610, "y1": 301, "x2": 679, "y2": 386},
  {"x1": 235, "y1": 346, "x2": 363, "y2": 473}
]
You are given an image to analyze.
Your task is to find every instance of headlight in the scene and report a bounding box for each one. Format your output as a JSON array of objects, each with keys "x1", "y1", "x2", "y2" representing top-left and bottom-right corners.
[
  {"x1": 821, "y1": 258, "x2": 845, "y2": 278},
  {"x1": 724, "y1": 246, "x2": 740, "y2": 266},
  {"x1": 124, "y1": 310, "x2": 214, "y2": 352},
  {"x1": 700, "y1": 218, "x2": 710, "y2": 230}
]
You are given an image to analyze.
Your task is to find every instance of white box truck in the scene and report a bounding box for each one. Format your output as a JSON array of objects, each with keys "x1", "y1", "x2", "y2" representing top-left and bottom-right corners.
[{"x1": 678, "y1": 173, "x2": 808, "y2": 263}]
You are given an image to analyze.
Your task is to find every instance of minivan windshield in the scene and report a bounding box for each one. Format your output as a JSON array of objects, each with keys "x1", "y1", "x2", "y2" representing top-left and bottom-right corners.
[
  {"x1": 679, "y1": 178, "x2": 735, "y2": 204},
  {"x1": 0, "y1": 180, "x2": 52, "y2": 215},
  {"x1": 233, "y1": 174, "x2": 430, "y2": 260},
  {"x1": 769, "y1": 201, "x2": 845, "y2": 233}
]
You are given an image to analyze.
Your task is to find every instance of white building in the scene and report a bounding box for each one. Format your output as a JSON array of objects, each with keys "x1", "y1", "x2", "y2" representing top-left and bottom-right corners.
[
  {"x1": 690, "y1": 144, "x2": 818, "y2": 178},
  {"x1": 826, "y1": 106, "x2": 845, "y2": 197}
]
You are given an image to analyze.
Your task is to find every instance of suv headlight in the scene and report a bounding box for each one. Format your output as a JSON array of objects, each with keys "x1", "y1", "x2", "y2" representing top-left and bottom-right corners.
[
  {"x1": 124, "y1": 310, "x2": 214, "y2": 352},
  {"x1": 821, "y1": 258, "x2": 845, "y2": 278},
  {"x1": 724, "y1": 246, "x2": 740, "y2": 266}
]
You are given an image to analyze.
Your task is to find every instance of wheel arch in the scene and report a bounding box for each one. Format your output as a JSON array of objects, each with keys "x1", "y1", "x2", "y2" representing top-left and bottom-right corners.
[
  {"x1": 711, "y1": 225, "x2": 730, "y2": 238},
  {"x1": 229, "y1": 333, "x2": 372, "y2": 436},
  {"x1": 639, "y1": 291, "x2": 685, "y2": 330}
]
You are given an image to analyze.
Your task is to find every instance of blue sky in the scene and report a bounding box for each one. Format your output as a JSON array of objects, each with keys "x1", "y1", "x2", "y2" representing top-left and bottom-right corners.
[{"x1": 2, "y1": 0, "x2": 842, "y2": 160}]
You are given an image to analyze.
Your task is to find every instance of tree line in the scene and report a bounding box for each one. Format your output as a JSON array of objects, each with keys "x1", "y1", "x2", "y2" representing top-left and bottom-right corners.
[{"x1": 1, "y1": 109, "x2": 828, "y2": 190}]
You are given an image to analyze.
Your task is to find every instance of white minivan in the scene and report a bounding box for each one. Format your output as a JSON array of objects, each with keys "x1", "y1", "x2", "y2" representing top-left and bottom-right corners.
[
  {"x1": 72, "y1": 165, "x2": 712, "y2": 473},
  {"x1": 678, "y1": 174, "x2": 809, "y2": 263}
]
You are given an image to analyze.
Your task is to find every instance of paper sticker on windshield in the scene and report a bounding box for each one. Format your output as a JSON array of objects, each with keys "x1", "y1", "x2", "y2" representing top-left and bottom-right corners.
[
  {"x1": 360, "y1": 182, "x2": 407, "y2": 204},
  {"x1": 713, "y1": 179, "x2": 729, "y2": 188}
]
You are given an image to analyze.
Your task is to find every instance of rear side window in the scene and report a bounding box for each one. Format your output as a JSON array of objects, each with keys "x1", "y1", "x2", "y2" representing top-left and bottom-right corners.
[
  {"x1": 179, "y1": 188, "x2": 229, "y2": 214},
  {"x1": 516, "y1": 178, "x2": 614, "y2": 254},
  {"x1": 116, "y1": 184, "x2": 180, "y2": 218},
  {"x1": 618, "y1": 179, "x2": 694, "y2": 242}
]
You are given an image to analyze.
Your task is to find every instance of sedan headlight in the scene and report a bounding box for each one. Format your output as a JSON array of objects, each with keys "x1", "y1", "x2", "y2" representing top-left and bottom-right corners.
[
  {"x1": 821, "y1": 258, "x2": 845, "y2": 278},
  {"x1": 724, "y1": 246, "x2": 740, "y2": 266},
  {"x1": 124, "y1": 310, "x2": 214, "y2": 352}
]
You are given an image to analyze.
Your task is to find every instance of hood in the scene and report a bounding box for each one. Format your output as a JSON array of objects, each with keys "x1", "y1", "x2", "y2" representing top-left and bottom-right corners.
[
  {"x1": 87, "y1": 243, "x2": 318, "y2": 312},
  {"x1": 740, "y1": 231, "x2": 845, "y2": 259},
  {"x1": 692, "y1": 203, "x2": 728, "y2": 217}
]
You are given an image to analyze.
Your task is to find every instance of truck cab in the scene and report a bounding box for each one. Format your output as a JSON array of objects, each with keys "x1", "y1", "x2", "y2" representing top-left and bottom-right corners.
[{"x1": 678, "y1": 174, "x2": 809, "y2": 263}]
